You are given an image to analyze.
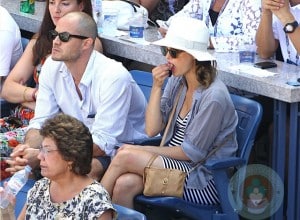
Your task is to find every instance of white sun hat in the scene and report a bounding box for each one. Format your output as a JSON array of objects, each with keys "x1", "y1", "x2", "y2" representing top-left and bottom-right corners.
[{"x1": 153, "y1": 16, "x2": 215, "y2": 61}]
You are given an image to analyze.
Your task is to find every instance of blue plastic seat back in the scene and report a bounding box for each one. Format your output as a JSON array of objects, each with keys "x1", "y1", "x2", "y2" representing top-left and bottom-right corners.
[
  {"x1": 129, "y1": 70, "x2": 168, "y2": 102},
  {"x1": 129, "y1": 70, "x2": 153, "y2": 102},
  {"x1": 113, "y1": 204, "x2": 147, "y2": 220},
  {"x1": 21, "y1": 37, "x2": 29, "y2": 50},
  {"x1": 231, "y1": 94, "x2": 263, "y2": 162}
]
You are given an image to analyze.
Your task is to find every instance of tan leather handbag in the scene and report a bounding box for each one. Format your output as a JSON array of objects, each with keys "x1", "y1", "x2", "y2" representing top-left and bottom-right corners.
[{"x1": 143, "y1": 154, "x2": 187, "y2": 198}]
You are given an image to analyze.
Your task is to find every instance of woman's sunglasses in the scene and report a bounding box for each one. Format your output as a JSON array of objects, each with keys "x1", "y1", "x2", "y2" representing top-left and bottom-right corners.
[
  {"x1": 48, "y1": 30, "x2": 88, "y2": 42},
  {"x1": 161, "y1": 46, "x2": 183, "y2": 58}
]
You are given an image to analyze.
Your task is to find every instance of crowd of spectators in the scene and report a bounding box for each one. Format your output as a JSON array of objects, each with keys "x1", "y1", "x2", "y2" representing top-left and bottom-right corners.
[{"x1": 1, "y1": 0, "x2": 299, "y2": 219}]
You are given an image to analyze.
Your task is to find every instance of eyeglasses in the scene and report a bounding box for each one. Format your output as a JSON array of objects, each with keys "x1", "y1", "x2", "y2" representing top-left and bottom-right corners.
[
  {"x1": 48, "y1": 30, "x2": 88, "y2": 42},
  {"x1": 161, "y1": 47, "x2": 183, "y2": 58},
  {"x1": 39, "y1": 145, "x2": 59, "y2": 156}
]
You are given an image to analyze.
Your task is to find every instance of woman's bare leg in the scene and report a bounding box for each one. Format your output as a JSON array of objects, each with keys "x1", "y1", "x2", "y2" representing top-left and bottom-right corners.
[
  {"x1": 112, "y1": 173, "x2": 143, "y2": 208},
  {"x1": 101, "y1": 148, "x2": 162, "y2": 197}
]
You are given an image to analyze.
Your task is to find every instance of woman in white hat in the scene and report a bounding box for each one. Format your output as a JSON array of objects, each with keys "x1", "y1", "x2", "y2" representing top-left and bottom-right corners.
[{"x1": 101, "y1": 17, "x2": 238, "y2": 208}]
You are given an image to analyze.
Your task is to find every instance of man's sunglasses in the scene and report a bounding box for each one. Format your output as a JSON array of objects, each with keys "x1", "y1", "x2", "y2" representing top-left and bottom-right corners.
[
  {"x1": 48, "y1": 30, "x2": 88, "y2": 42},
  {"x1": 161, "y1": 46, "x2": 183, "y2": 58}
]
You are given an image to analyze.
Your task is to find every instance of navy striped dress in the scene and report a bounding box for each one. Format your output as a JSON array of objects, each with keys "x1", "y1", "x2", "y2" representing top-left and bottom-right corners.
[{"x1": 161, "y1": 113, "x2": 220, "y2": 205}]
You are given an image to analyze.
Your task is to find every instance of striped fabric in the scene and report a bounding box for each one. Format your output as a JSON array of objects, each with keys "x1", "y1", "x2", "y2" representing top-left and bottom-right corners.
[
  {"x1": 169, "y1": 113, "x2": 189, "y2": 147},
  {"x1": 162, "y1": 113, "x2": 220, "y2": 205}
]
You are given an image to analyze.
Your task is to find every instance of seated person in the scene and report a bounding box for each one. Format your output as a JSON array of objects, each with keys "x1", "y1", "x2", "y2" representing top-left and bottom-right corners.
[
  {"x1": 158, "y1": 0, "x2": 261, "y2": 51},
  {"x1": 132, "y1": 0, "x2": 160, "y2": 14},
  {"x1": 1, "y1": 0, "x2": 103, "y2": 130},
  {"x1": 0, "y1": 6, "x2": 22, "y2": 117},
  {"x1": 0, "y1": 5, "x2": 23, "y2": 181},
  {"x1": 5, "y1": 11, "x2": 147, "y2": 183},
  {"x1": 0, "y1": 0, "x2": 104, "y2": 180},
  {"x1": 100, "y1": 17, "x2": 238, "y2": 208},
  {"x1": 254, "y1": 0, "x2": 299, "y2": 164},
  {"x1": 1, "y1": 114, "x2": 116, "y2": 219},
  {"x1": 143, "y1": 0, "x2": 189, "y2": 22},
  {"x1": 131, "y1": 0, "x2": 189, "y2": 20},
  {"x1": 256, "y1": 0, "x2": 300, "y2": 65}
]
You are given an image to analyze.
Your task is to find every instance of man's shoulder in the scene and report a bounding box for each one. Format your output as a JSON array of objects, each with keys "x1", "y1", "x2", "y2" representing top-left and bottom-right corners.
[
  {"x1": 91, "y1": 52, "x2": 130, "y2": 78},
  {"x1": 0, "y1": 7, "x2": 20, "y2": 32},
  {"x1": 43, "y1": 56, "x2": 64, "y2": 68},
  {"x1": 93, "y1": 51, "x2": 124, "y2": 67},
  {"x1": 40, "y1": 57, "x2": 65, "y2": 79}
]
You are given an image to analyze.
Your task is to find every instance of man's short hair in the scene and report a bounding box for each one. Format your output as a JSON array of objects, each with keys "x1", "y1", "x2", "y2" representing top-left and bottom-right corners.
[{"x1": 63, "y1": 11, "x2": 97, "y2": 40}]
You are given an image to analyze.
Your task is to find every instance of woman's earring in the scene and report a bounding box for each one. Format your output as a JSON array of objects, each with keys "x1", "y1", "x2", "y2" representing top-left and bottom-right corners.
[{"x1": 68, "y1": 163, "x2": 72, "y2": 171}]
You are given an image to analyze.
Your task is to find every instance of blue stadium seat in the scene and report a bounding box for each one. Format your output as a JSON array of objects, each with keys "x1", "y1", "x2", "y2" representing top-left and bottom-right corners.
[
  {"x1": 114, "y1": 204, "x2": 147, "y2": 220},
  {"x1": 21, "y1": 37, "x2": 29, "y2": 50},
  {"x1": 129, "y1": 70, "x2": 153, "y2": 102},
  {"x1": 129, "y1": 70, "x2": 168, "y2": 102}
]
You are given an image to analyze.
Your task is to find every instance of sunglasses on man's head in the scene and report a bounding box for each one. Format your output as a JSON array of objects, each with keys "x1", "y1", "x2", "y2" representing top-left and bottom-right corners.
[
  {"x1": 48, "y1": 30, "x2": 88, "y2": 42},
  {"x1": 161, "y1": 46, "x2": 183, "y2": 58}
]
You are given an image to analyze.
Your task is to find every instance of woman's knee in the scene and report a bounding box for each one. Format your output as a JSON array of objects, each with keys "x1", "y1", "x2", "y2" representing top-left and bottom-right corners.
[
  {"x1": 113, "y1": 174, "x2": 143, "y2": 195},
  {"x1": 112, "y1": 148, "x2": 138, "y2": 167}
]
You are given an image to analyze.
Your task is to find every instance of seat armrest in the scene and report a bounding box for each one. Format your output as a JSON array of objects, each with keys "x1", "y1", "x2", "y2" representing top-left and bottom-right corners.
[{"x1": 204, "y1": 157, "x2": 246, "y2": 170}]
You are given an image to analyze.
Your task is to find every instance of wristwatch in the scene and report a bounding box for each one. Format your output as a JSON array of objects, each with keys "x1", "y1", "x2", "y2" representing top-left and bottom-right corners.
[{"x1": 283, "y1": 21, "x2": 299, "y2": 33}]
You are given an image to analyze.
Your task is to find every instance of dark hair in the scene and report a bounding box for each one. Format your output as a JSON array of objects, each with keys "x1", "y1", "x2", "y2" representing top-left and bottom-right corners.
[
  {"x1": 32, "y1": 0, "x2": 93, "y2": 66},
  {"x1": 39, "y1": 113, "x2": 93, "y2": 175},
  {"x1": 195, "y1": 60, "x2": 217, "y2": 88}
]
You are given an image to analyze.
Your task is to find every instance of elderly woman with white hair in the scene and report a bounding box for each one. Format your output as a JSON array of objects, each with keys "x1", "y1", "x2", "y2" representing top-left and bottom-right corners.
[{"x1": 101, "y1": 16, "x2": 238, "y2": 208}]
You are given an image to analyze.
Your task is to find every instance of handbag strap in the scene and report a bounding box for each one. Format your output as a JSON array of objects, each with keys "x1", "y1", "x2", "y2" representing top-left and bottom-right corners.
[
  {"x1": 145, "y1": 154, "x2": 158, "y2": 168},
  {"x1": 160, "y1": 85, "x2": 183, "y2": 147},
  {"x1": 187, "y1": 140, "x2": 227, "y2": 175}
]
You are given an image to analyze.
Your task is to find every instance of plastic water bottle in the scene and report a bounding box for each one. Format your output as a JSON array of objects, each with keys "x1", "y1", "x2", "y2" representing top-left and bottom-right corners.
[
  {"x1": 0, "y1": 165, "x2": 32, "y2": 209},
  {"x1": 129, "y1": 12, "x2": 144, "y2": 39},
  {"x1": 190, "y1": 0, "x2": 203, "y2": 20},
  {"x1": 93, "y1": 0, "x2": 103, "y2": 33}
]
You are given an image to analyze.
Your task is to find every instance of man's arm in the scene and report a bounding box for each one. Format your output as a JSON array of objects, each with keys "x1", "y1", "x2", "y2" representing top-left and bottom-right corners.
[
  {"x1": 0, "y1": 30, "x2": 14, "y2": 95},
  {"x1": 272, "y1": 0, "x2": 300, "y2": 54},
  {"x1": 23, "y1": 128, "x2": 43, "y2": 149},
  {"x1": 93, "y1": 143, "x2": 106, "y2": 157},
  {"x1": 256, "y1": 7, "x2": 279, "y2": 59},
  {"x1": 255, "y1": 0, "x2": 294, "y2": 59}
]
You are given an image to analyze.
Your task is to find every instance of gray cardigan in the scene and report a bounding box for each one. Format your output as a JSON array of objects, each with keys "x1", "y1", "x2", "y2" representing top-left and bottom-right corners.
[{"x1": 161, "y1": 76, "x2": 238, "y2": 190}]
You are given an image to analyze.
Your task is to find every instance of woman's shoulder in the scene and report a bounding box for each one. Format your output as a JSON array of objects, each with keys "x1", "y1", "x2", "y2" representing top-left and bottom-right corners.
[
  {"x1": 33, "y1": 177, "x2": 49, "y2": 189},
  {"x1": 201, "y1": 78, "x2": 231, "y2": 103},
  {"x1": 28, "y1": 178, "x2": 49, "y2": 198},
  {"x1": 82, "y1": 180, "x2": 110, "y2": 198},
  {"x1": 207, "y1": 77, "x2": 227, "y2": 92},
  {"x1": 79, "y1": 181, "x2": 114, "y2": 212}
]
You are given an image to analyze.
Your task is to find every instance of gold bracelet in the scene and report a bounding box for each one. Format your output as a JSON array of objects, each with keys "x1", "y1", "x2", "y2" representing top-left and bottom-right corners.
[
  {"x1": 32, "y1": 88, "x2": 38, "y2": 101},
  {"x1": 23, "y1": 87, "x2": 29, "y2": 102}
]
